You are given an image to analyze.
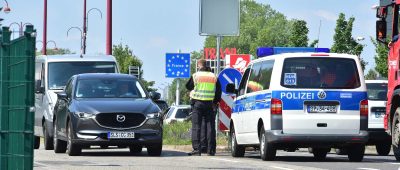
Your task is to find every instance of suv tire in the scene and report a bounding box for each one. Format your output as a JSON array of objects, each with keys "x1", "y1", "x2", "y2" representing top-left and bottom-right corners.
[
  {"x1": 66, "y1": 121, "x2": 81, "y2": 156},
  {"x1": 147, "y1": 143, "x2": 162, "y2": 156},
  {"x1": 34, "y1": 136, "x2": 40, "y2": 149},
  {"x1": 347, "y1": 144, "x2": 365, "y2": 162},
  {"x1": 129, "y1": 145, "x2": 143, "y2": 154},
  {"x1": 230, "y1": 126, "x2": 245, "y2": 157},
  {"x1": 313, "y1": 148, "x2": 329, "y2": 161},
  {"x1": 260, "y1": 126, "x2": 276, "y2": 161},
  {"x1": 376, "y1": 142, "x2": 391, "y2": 156},
  {"x1": 53, "y1": 120, "x2": 67, "y2": 153},
  {"x1": 43, "y1": 122, "x2": 54, "y2": 150}
]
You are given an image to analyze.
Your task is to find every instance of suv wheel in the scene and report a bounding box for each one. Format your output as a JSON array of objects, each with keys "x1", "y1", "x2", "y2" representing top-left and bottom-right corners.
[
  {"x1": 43, "y1": 122, "x2": 54, "y2": 150},
  {"x1": 260, "y1": 125, "x2": 276, "y2": 161},
  {"x1": 129, "y1": 145, "x2": 143, "y2": 154},
  {"x1": 230, "y1": 126, "x2": 245, "y2": 157},
  {"x1": 313, "y1": 148, "x2": 329, "y2": 161},
  {"x1": 147, "y1": 143, "x2": 162, "y2": 156},
  {"x1": 347, "y1": 144, "x2": 365, "y2": 162},
  {"x1": 66, "y1": 121, "x2": 81, "y2": 156},
  {"x1": 376, "y1": 142, "x2": 391, "y2": 156},
  {"x1": 53, "y1": 121, "x2": 67, "y2": 153},
  {"x1": 34, "y1": 136, "x2": 40, "y2": 149}
]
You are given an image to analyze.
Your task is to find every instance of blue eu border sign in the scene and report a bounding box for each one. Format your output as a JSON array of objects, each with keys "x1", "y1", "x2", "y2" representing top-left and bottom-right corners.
[{"x1": 165, "y1": 53, "x2": 191, "y2": 78}]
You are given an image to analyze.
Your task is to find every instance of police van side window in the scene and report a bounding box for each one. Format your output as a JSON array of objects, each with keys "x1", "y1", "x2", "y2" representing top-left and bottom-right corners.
[
  {"x1": 259, "y1": 60, "x2": 274, "y2": 90},
  {"x1": 246, "y1": 62, "x2": 263, "y2": 93},
  {"x1": 238, "y1": 67, "x2": 251, "y2": 96}
]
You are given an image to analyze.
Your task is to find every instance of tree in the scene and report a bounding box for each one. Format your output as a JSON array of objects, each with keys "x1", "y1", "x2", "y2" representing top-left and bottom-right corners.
[
  {"x1": 289, "y1": 19, "x2": 309, "y2": 47},
  {"x1": 371, "y1": 37, "x2": 389, "y2": 78},
  {"x1": 35, "y1": 48, "x2": 73, "y2": 56},
  {"x1": 112, "y1": 43, "x2": 156, "y2": 92},
  {"x1": 365, "y1": 69, "x2": 378, "y2": 80},
  {"x1": 331, "y1": 13, "x2": 366, "y2": 70}
]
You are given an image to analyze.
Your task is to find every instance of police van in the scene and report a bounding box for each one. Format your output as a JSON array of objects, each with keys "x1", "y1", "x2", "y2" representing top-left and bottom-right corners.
[{"x1": 226, "y1": 47, "x2": 368, "y2": 162}]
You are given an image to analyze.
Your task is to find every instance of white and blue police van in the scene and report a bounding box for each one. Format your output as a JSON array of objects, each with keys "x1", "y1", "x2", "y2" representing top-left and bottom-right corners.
[{"x1": 226, "y1": 47, "x2": 368, "y2": 162}]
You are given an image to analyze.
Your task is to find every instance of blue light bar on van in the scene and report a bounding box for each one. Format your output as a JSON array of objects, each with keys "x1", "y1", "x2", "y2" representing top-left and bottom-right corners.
[{"x1": 257, "y1": 47, "x2": 330, "y2": 58}]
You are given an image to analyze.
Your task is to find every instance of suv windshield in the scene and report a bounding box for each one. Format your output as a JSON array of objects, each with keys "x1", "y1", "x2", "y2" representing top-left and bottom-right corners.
[
  {"x1": 366, "y1": 83, "x2": 388, "y2": 101},
  {"x1": 281, "y1": 57, "x2": 361, "y2": 89},
  {"x1": 48, "y1": 62, "x2": 116, "y2": 90},
  {"x1": 75, "y1": 78, "x2": 147, "y2": 98}
]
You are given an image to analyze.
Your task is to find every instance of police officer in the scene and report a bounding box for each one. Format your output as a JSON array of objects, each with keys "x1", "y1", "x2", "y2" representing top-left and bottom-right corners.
[{"x1": 186, "y1": 59, "x2": 221, "y2": 156}]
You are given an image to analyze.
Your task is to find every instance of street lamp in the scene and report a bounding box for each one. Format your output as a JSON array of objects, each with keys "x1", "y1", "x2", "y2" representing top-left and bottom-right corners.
[
  {"x1": 67, "y1": 27, "x2": 83, "y2": 55},
  {"x1": 9, "y1": 22, "x2": 32, "y2": 37},
  {"x1": 83, "y1": 8, "x2": 102, "y2": 54},
  {"x1": 2, "y1": 0, "x2": 10, "y2": 14},
  {"x1": 36, "y1": 40, "x2": 58, "y2": 53}
]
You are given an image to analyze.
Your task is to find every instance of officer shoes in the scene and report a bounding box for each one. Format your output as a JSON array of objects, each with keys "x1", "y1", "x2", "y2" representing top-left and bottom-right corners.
[{"x1": 188, "y1": 150, "x2": 201, "y2": 156}]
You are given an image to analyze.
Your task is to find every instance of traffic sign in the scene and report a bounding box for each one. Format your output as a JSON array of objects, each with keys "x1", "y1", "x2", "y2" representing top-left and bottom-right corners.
[
  {"x1": 225, "y1": 54, "x2": 251, "y2": 73},
  {"x1": 218, "y1": 68, "x2": 242, "y2": 93},
  {"x1": 165, "y1": 53, "x2": 191, "y2": 78}
]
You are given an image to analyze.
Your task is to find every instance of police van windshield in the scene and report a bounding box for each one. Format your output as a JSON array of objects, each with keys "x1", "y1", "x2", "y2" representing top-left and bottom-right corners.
[
  {"x1": 281, "y1": 57, "x2": 361, "y2": 89},
  {"x1": 366, "y1": 83, "x2": 387, "y2": 101},
  {"x1": 48, "y1": 62, "x2": 116, "y2": 90}
]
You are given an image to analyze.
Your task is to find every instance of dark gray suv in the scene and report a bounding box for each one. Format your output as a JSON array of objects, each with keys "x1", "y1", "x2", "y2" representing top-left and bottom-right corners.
[{"x1": 52, "y1": 73, "x2": 162, "y2": 156}]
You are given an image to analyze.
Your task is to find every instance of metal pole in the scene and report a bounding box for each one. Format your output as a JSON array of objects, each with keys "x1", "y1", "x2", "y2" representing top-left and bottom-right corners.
[
  {"x1": 106, "y1": 0, "x2": 112, "y2": 55},
  {"x1": 216, "y1": 36, "x2": 221, "y2": 75},
  {"x1": 176, "y1": 49, "x2": 181, "y2": 105},
  {"x1": 82, "y1": 0, "x2": 87, "y2": 54},
  {"x1": 43, "y1": 0, "x2": 47, "y2": 55}
]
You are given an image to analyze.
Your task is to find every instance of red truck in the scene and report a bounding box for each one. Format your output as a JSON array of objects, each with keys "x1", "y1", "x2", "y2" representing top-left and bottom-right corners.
[{"x1": 377, "y1": 0, "x2": 400, "y2": 161}]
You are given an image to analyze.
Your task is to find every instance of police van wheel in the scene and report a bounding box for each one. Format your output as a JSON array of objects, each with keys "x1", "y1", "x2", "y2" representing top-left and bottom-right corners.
[
  {"x1": 347, "y1": 144, "x2": 365, "y2": 162},
  {"x1": 376, "y1": 142, "x2": 391, "y2": 156},
  {"x1": 313, "y1": 148, "x2": 329, "y2": 161},
  {"x1": 260, "y1": 126, "x2": 276, "y2": 161},
  {"x1": 230, "y1": 126, "x2": 245, "y2": 157},
  {"x1": 43, "y1": 122, "x2": 54, "y2": 150},
  {"x1": 34, "y1": 136, "x2": 40, "y2": 149},
  {"x1": 392, "y1": 112, "x2": 400, "y2": 161}
]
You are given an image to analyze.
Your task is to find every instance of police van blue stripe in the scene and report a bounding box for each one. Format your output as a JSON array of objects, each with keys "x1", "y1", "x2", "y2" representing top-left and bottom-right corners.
[
  {"x1": 232, "y1": 91, "x2": 367, "y2": 113},
  {"x1": 272, "y1": 91, "x2": 367, "y2": 111}
]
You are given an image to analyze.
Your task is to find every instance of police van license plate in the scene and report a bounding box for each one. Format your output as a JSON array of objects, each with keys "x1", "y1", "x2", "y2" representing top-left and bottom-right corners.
[
  {"x1": 374, "y1": 112, "x2": 385, "y2": 118},
  {"x1": 307, "y1": 105, "x2": 337, "y2": 113},
  {"x1": 108, "y1": 132, "x2": 135, "y2": 139}
]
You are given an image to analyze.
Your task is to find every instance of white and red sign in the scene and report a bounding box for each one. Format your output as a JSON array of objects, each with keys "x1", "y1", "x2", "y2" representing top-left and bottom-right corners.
[{"x1": 225, "y1": 54, "x2": 251, "y2": 73}]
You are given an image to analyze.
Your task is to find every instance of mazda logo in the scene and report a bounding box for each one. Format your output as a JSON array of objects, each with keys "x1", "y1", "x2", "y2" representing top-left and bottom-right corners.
[
  {"x1": 116, "y1": 114, "x2": 126, "y2": 122},
  {"x1": 317, "y1": 90, "x2": 326, "y2": 100}
]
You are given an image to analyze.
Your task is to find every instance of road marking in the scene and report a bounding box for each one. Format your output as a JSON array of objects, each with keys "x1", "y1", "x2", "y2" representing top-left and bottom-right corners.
[
  {"x1": 357, "y1": 168, "x2": 380, "y2": 170},
  {"x1": 34, "y1": 162, "x2": 53, "y2": 170},
  {"x1": 210, "y1": 158, "x2": 239, "y2": 163},
  {"x1": 390, "y1": 163, "x2": 400, "y2": 165},
  {"x1": 269, "y1": 166, "x2": 295, "y2": 170}
]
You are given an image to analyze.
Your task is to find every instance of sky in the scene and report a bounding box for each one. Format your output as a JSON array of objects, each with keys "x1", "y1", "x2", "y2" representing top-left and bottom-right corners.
[{"x1": 1, "y1": 0, "x2": 378, "y2": 93}]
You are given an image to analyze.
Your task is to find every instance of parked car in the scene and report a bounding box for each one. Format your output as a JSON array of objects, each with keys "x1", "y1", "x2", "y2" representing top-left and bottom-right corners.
[
  {"x1": 163, "y1": 105, "x2": 191, "y2": 124},
  {"x1": 52, "y1": 73, "x2": 162, "y2": 156},
  {"x1": 34, "y1": 54, "x2": 119, "y2": 150}
]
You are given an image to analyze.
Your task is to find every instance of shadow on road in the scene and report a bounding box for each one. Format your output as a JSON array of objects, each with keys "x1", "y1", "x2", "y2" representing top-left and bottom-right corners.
[{"x1": 80, "y1": 149, "x2": 188, "y2": 157}]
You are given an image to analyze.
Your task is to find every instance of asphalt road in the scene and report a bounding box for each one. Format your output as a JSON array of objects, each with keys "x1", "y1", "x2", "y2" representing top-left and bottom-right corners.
[{"x1": 34, "y1": 145, "x2": 400, "y2": 170}]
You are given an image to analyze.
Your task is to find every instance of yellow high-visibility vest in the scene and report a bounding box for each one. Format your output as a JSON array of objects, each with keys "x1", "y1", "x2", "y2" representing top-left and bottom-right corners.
[{"x1": 190, "y1": 71, "x2": 217, "y2": 101}]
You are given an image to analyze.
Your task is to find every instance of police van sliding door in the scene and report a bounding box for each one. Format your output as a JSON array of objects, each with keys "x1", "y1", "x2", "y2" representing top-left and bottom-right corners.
[{"x1": 278, "y1": 57, "x2": 363, "y2": 135}]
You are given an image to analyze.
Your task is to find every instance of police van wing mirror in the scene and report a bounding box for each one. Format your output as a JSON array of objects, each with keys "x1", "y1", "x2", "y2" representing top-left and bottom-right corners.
[
  {"x1": 226, "y1": 83, "x2": 237, "y2": 94},
  {"x1": 35, "y1": 80, "x2": 44, "y2": 93},
  {"x1": 376, "y1": 19, "x2": 387, "y2": 44}
]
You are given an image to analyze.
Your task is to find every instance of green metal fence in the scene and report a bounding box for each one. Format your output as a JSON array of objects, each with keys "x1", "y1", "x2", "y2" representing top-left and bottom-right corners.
[{"x1": 0, "y1": 25, "x2": 36, "y2": 170}]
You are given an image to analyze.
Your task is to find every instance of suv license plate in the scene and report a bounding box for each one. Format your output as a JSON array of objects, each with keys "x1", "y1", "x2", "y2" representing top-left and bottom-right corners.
[
  {"x1": 307, "y1": 105, "x2": 337, "y2": 113},
  {"x1": 108, "y1": 132, "x2": 135, "y2": 139}
]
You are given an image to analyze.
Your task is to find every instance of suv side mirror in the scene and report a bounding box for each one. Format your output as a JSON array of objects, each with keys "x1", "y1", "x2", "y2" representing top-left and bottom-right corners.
[
  {"x1": 57, "y1": 92, "x2": 68, "y2": 100},
  {"x1": 149, "y1": 91, "x2": 161, "y2": 100},
  {"x1": 226, "y1": 83, "x2": 237, "y2": 94},
  {"x1": 376, "y1": 19, "x2": 387, "y2": 44},
  {"x1": 35, "y1": 80, "x2": 45, "y2": 93}
]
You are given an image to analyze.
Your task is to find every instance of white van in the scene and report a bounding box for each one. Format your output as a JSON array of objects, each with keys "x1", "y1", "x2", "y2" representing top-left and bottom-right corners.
[
  {"x1": 34, "y1": 55, "x2": 119, "y2": 150},
  {"x1": 226, "y1": 48, "x2": 368, "y2": 162}
]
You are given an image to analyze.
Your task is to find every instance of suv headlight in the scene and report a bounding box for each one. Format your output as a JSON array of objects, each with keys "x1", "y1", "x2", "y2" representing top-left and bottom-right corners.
[
  {"x1": 74, "y1": 112, "x2": 95, "y2": 119},
  {"x1": 146, "y1": 112, "x2": 160, "y2": 119}
]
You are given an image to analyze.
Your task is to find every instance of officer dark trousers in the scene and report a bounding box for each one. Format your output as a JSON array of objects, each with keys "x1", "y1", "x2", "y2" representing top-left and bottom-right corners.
[
  {"x1": 207, "y1": 108, "x2": 216, "y2": 153},
  {"x1": 200, "y1": 116, "x2": 208, "y2": 152},
  {"x1": 191, "y1": 100, "x2": 214, "y2": 151}
]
